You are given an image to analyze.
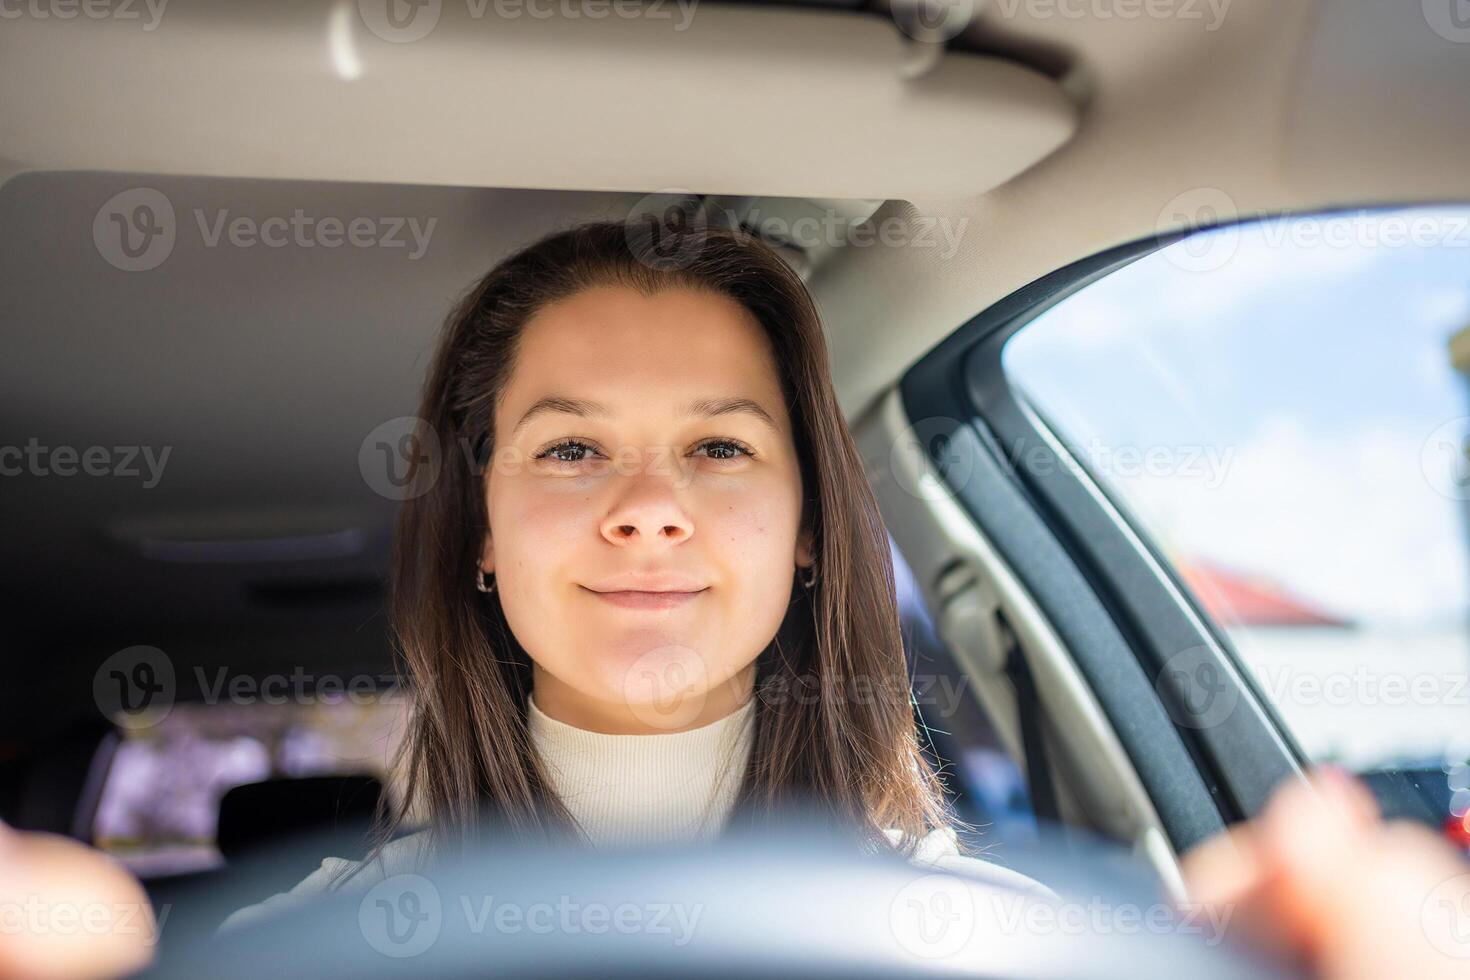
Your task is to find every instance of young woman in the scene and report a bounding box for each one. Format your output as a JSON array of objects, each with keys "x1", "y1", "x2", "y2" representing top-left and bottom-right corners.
[
  {"x1": 218, "y1": 216, "x2": 1045, "y2": 931},
  {"x1": 205, "y1": 221, "x2": 1470, "y2": 980}
]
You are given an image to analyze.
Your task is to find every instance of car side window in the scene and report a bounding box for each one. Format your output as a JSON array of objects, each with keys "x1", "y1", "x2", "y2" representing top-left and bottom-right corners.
[{"x1": 1003, "y1": 207, "x2": 1470, "y2": 847}]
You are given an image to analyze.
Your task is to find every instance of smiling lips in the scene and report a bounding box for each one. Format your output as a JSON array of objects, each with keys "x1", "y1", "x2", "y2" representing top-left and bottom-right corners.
[
  {"x1": 581, "y1": 586, "x2": 708, "y2": 611},
  {"x1": 588, "y1": 590, "x2": 702, "y2": 614}
]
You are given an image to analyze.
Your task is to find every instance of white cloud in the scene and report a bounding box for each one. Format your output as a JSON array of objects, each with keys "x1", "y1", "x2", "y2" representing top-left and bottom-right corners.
[
  {"x1": 1411, "y1": 284, "x2": 1470, "y2": 330},
  {"x1": 1022, "y1": 224, "x2": 1400, "y2": 363},
  {"x1": 1114, "y1": 414, "x2": 1470, "y2": 626},
  {"x1": 1148, "y1": 229, "x2": 1389, "y2": 332}
]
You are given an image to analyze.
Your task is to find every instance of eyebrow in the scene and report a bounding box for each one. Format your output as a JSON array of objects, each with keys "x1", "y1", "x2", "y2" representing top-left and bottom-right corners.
[{"x1": 511, "y1": 395, "x2": 781, "y2": 438}]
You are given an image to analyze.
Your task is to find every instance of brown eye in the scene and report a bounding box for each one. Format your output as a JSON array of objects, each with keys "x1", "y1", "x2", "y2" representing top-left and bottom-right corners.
[
  {"x1": 694, "y1": 439, "x2": 755, "y2": 461},
  {"x1": 534, "y1": 439, "x2": 600, "y2": 464}
]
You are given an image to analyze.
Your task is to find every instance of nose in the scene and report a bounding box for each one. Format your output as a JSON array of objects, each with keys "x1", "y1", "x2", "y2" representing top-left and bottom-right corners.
[{"x1": 600, "y1": 463, "x2": 694, "y2": 547}]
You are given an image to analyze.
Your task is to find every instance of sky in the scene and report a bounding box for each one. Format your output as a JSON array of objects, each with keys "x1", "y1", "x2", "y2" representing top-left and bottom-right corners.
[{"x1": 1004, "y1": 205, "x2": 1470, "y2": 628}]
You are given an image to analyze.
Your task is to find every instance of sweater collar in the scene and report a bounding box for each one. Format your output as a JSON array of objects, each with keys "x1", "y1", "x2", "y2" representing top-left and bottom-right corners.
[{"x1": 527, "y1": 693, "x2": 756, "y2": 847}]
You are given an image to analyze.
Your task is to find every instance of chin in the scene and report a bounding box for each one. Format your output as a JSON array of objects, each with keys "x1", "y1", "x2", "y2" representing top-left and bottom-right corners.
[
  {"x1": 590, "y1": 635, "x2": 714, "y2": 699},
  {"x1": 561, "y1": 637, "x2": 722, "y2": 725}
]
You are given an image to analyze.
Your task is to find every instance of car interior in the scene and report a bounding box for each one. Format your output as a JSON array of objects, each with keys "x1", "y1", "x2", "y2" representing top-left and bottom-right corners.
[{"x1": 2, "y1": 0, "x2": 1469, "y2": 974}]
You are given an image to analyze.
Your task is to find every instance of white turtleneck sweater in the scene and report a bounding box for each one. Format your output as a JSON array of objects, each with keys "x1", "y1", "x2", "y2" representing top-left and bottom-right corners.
[
  {"x1": 218, "y1": 696, "x2": 1048, "y2": 934},
  {"x1": 526, "y1": 692, "x2": 755, "y2": 847}
]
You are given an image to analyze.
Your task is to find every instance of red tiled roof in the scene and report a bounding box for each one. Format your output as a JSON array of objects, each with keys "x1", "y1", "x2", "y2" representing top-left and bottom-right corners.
[{"x1": 1176, "y1": 560, "x2": 1351, "y2": 627}]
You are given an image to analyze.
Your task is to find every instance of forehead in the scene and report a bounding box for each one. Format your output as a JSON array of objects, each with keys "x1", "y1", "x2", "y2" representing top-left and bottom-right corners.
[{"x1": 500, "y1": 285, "x2": 790, "y2": 431}]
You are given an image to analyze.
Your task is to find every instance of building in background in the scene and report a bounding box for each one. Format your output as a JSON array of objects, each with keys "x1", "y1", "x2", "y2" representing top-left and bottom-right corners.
[{"x1": 1176, "y1": 560, "x2": 1352, "y2": 628}]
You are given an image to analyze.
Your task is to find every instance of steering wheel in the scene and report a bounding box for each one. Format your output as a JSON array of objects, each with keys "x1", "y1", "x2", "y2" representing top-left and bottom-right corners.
[{"x1": 139, "y1": 819, "x2": 1307, "y2": 980}]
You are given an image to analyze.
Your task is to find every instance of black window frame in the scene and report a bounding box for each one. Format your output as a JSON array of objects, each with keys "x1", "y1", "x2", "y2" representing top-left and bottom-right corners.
[{"x1": 898, "y1": 225, "x2": 1309, "y2": 852}]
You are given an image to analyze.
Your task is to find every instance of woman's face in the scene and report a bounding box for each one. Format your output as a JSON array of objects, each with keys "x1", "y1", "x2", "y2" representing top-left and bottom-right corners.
[{"x1": 481, "y1": 285, "x2": 814, "y2": 734}]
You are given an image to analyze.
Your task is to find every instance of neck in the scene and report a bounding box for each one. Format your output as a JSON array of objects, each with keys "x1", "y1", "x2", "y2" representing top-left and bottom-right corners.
[
  {"x1": 526, "y1": 689, "x2": 758, "y2": 847},
  {"x1": 530, "y1": 662, "x2": 757, "y2": 734}
]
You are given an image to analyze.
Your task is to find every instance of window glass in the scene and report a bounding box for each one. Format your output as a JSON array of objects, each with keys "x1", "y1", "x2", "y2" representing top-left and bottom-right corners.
[
  {"x1": 1003, "y1": 206, "x2": 1470, "y2": 841},
  {"x1": 92, "y1": 693, "x2": 408, "y2": 876}
]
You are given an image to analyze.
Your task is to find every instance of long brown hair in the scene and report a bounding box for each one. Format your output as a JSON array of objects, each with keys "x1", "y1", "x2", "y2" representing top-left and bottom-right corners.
[{"x1": 361, "y1": 215, "x2": 956, "y2": 872}]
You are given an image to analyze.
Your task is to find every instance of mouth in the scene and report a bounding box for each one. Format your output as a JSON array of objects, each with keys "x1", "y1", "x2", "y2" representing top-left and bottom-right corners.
[{"x1": 580, "y1": 586, "x2": 708, "y2": 611}]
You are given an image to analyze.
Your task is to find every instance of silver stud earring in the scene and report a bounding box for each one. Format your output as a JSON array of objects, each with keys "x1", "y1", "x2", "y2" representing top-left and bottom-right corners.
[
  {"x1": 475, "y1": 564, "x2": 496, "y2": 594},
  {"x1": 800, "y1": 563, "x2": 817, "y2": 589}
]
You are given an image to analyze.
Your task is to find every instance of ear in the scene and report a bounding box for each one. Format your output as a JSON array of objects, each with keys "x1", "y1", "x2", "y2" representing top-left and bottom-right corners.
[
  {"x1": 477, "y1": 466, "x2": 500, "y2": 575},
  {"x1": 795, "y1": 520, "x2": 814, "y2": 569},
  {"x1": 479, "y1": 529, "x2": 495, "y2": 575}
]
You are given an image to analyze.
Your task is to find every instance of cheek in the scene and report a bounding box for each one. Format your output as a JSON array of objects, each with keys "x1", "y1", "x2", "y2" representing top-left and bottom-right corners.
[
  {"x1": 706, "y1": 491, "x2": 801, "y2": 578},
  {"x1": 486, "y1": 481, "x2": 589, "y2": 647},
  {"x1": 690, "y1": 490, "x2": 805, "y2": 690},
  {"x1": 701, "y1": 489, "x2": 805, "y2": 646},
  {"x1": 488, "y1": 478, "x2": 589, "y2": 567}
]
